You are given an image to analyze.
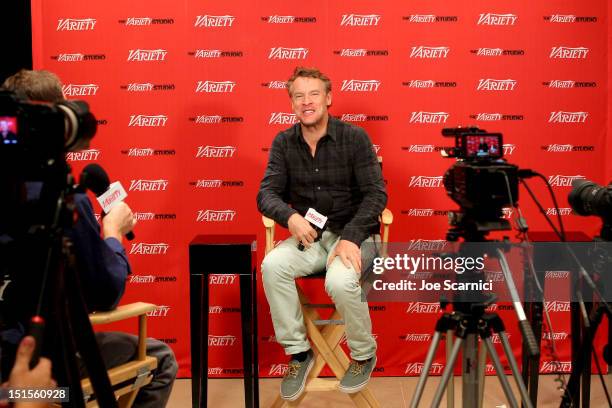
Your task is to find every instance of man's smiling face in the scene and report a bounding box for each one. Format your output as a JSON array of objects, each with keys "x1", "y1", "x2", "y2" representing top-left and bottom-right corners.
[{"x1": 289, "y1": 76, "x2": 332, "y2": 128}]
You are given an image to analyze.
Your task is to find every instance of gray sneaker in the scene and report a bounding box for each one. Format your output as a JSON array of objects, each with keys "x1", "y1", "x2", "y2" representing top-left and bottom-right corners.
[
  {"x1": 338, "y1": 356, "x2": 376, "y2": 394},
  {"x1": 280, "y1": 350, "x2": 315, "y2": 401}
]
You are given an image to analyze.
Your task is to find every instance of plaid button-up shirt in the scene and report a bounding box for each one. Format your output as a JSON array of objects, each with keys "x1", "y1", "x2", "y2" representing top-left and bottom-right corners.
[{"x1": 257, "y1": 116, "x2": 387, "y2": 246}]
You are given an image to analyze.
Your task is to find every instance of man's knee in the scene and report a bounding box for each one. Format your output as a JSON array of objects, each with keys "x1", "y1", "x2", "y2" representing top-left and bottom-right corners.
[
  {"x1": 325, "y1": 265, "x2": 360, "y2": 298},
  {"x1": 261, "y1": 250, "x2": 292, "y2": 285}
]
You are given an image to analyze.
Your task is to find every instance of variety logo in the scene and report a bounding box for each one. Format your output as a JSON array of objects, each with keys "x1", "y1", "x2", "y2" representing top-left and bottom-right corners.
[
  {"x1": 127, "y1": 49, "x2": 167, "y2": 61},
  {"x1": 269, "y1": 364, "x2": 289, "y2": 376},
  {"x1": 133, "y1": 212, "x2": 176, "y2": 221},
  {"x1": 209, "y1": 306, "x2": 240, "y2": 314},
  {"x1": 549, "y1": 47, "x2": 589, "y2": 59},
  {"x1": 268, "y1": 47, "x2": 309, "y2": 59},
  {"x1": 262, "y1": 81, "x2": 287, "y2": 89},
  {"x1": 477, "y1": 79, "x2": 517, "y2": 91},
  {"x1": 544, "y1": 15, "x2": 597, "y2": 23},
  {"x1": 129, "y1": 179, "x2": 169, "y2": 191},
  {"x1": 209, "y1": 275, "x2": 237, "y2": 285},
  {"x1": 129, "y1": 275, "x2": 155, "y2": 283},
  {"x1": 340, "y1": 14, "x2": 381, "y2": 26},
  {"x1": 403, "y1": 80, "x2": 457, "y2": 88},
  {"x1": 405, "y1": 208, "x2": 434, "y2": 217},
  {"x1": 340, "y1": 114, "x2": 388, "y2": 122},
  {"x1": 62, "y1": 83, "x2": 99, "y2": 96},
  {"x1": 195, "y1": 81, "x2": 236, "y2": 93},
  {"x1": 543, "y1": 144, "x2": 594, "y2": 152},
  {"x1": 192, "y1": 49, "x2": 243, "y2": 58},
  {"x1": 548, "y1": 175, "x2": 585, "y2": 187},
  {"x1": 262, "y1": 15, "x2": 317, "y2": 24},
  {"x1": 405, "y1": 363, "x2": 444, "y2": 375},
  {"x1": 121, "y1": 17, "x2": 175, "y2": 25},
  {"x1": 340, "y1": 80, "x2": 381, "y2": 92},
  {"x1": 194, "y1": 15, "x2": 235, "y2": 27},
  {"x1": 544, "y1": 301, "x2": 571, "y2": 312},
  {"x1": 502, "y1": 208, "x2": 513, "y2": 219},
  {"x1": 57, "y1": 18, "x2": 97, "y2": 31},
  {"x1": 546, "y1": 208, "x2": 572, "y2": 217},
  {"x1": 404, "y1": 15, "x2": 458, "y2": 23},
  {"x1": 207, "y1": 367, "x2": 243, "y2": 375},
  {"x1": 477, "y1": 13, "x2": 518, "y2": 26},
  {"x1": 410, "y1": 111, "x2": 449, "y2": 124},
  {"x1": 128, "y1": 114, "x2": 168, "y2": 127},
  {"x1": 121, "y1": 83, "x2": 175, "y2": 92},
  {"x1": 334, "y1": 48, "x2": 388, "y2": 57},
  {"x1": 401, "y1": 333, "x2": 433, "y2": 341},
  {"x1": 408, "y1": 145, "x2": 436, "y2": 153},
  {"x1": 196, "y1": 145, "x2": 237, "y2": 158},
  {"x1": 541, "y1": 361, "x2": 571, "y2": 373},
  {"x1": 548, "y1": 111, "x2": 588, "y2": 123},
  {"x1": 544, "y1": 80, "x2": 597, "y2": 88},
  {"x1": 147, "y1": 305, "x2": 171, "y2": 317},
  {"x1": 208, "y1": 335, "x2": 237, "y2": 346},
  {"x1": 196, "y1": 210, "x2": 236, "y2": 222},
  {"x1": 55, "y1": 53, "x2": 106, "y2": 62},
  {"x1": 191, "y1": 179, "x2": 241, "y2": 189},
  {"x1": 190, "y1": 115, "x2": 244, "y2": 124},
  {"x1": 469, "y1": 113, "x2": 524, "y2": 122},
  {"x1": 410, "y1": 46, "x2": 450, "y2": 58},
  {"x1": 408, "y1": 240, "x2": 447, "y2": 251},
  {"x1": 130, "y1": 243, "x2": 170, "y2": 255},
  {"x1": 122, "y1": 148, "x2": 176, "y2": 156},
  {"x1": 409, "y1": 176, "x2": 443, "y2": 188},
  {"x1": 66, "y1": 149, "x2": 101, "y2": 161},
  {"x1": 269, "y1": 112, "x2": 297, "y2": 125},
  {"x1": 471, "y1": 48, "x2": 524, "y2": 56},
  {"x1": 406, "y1": 302, "x2": 441, "y2": 313}
]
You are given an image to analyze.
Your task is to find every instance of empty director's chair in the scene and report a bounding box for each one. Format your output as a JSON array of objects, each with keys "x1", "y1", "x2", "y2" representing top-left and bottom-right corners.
[
  {"x1": 79, "y1": 302, "x2": 159, "y2": 408},
  {"x1": 262, "y1": 208, "x2": 392, "y2": 408}
]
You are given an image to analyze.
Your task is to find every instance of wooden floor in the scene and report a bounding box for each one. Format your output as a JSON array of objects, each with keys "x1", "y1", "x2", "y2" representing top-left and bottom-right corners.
[{"x1": 167, "y1": 375, "x2": 612, "y2": 407}]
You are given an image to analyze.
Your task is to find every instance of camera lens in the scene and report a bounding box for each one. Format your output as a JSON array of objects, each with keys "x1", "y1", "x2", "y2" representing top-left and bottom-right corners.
[{"x1": 568, "y1": 179, "x2": 612, "y2": 217}]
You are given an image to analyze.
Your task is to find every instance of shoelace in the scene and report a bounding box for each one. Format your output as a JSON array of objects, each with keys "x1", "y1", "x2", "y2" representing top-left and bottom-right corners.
[
  {"x1": 349, "y1": 360, "x2": 366, "y2": 376},
  {"x1": 286, "y1": 361, "x2": 301, "y2": 379}
]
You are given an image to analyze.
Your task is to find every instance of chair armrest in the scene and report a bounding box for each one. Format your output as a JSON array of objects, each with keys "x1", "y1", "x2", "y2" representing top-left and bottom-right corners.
[
  {"x1": 262, "y1": 215, "x2": 275, "y2": 228},
  {"x1": 89, "y1": 302, "x2": 157, "y2": 325}
]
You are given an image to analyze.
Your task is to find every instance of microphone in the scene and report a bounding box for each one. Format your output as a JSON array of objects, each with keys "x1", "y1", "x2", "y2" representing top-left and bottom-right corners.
[
  {"x1": 298, "y1": 192, "x2": 333, "y2": 251},
  {"x1": 79, "y1": 163, "x2": 134, "y2": 240}
]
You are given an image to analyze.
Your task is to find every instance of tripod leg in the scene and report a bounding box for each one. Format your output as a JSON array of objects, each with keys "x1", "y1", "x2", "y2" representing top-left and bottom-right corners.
[
  {"x1": 478, "y1": 339, "x2": 487, "y2": 408},
  {"x1": 446, "y1": 329, "x2": 454, "y2": 408},
  {"x1": 410, "y1": 331, "x2": 443, "y2": 408},
  {"x1": 483, "y1": 338, "x2": 519, "y2": 408},
  {"x1": 498, "y1": 331, "x2": 534, "y2": 408},
  {"x1": 432, "y1": 337, "x2": 464, "y2": 408},
  {"x1": 462, "y1": 334, "x2": 479, "y2": 408}
]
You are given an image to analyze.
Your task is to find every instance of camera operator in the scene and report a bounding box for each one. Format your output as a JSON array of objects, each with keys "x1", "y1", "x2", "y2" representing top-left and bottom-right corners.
[{"x1": 0, "y1": 69, "x2": 177, "y2": 408}]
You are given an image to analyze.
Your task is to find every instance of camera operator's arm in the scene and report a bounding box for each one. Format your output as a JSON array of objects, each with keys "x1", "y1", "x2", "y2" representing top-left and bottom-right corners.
[
  {"x1": 5, "y1": 336, "x2": 55, "y2": 408},
  {"x1": 70, "y1": 195, "x2": 133, "y2": 312},
  {"x1": 340, "y1": 129, "x2": 387, "y2": 247}
]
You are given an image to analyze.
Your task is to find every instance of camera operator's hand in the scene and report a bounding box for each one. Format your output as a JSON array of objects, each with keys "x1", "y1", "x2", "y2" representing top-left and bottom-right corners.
[
  {"x1": 2, "y1": 336, "x2": 55, "y2": 408},
  {"x1": 288, "y1": 213, "x2": 317, "y2": 249},
  {"x1": 103, "y1": 201, "x2": 136, "y2": 242},
  {"x1": 327, "y1": 239, "x2": 361, "y2": 273}
]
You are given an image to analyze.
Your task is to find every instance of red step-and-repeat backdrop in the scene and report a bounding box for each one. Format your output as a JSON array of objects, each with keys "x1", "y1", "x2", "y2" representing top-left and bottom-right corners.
[{"x1": 30, "y1": 0, "x2": 608, "y2": 378}]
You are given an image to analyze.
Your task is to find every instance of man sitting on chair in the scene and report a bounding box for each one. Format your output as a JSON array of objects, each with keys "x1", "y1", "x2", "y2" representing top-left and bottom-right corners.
[{"x1": 257, "y1": 66, "x2": 387, "y2": 401}]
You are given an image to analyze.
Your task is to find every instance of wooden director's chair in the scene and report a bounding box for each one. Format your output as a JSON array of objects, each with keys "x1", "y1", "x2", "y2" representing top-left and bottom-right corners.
[
  {"x1": 77, "y1": 302, "x2": 159, "y2": 408},
  {"x1": 262, "y1": 208, "x2": 392, "y2": 408}
]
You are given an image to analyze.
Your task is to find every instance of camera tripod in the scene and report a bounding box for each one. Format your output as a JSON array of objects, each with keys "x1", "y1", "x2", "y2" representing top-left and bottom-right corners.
[{"x1": 409, "y1": 301, "x2": 533, "y2": 408}]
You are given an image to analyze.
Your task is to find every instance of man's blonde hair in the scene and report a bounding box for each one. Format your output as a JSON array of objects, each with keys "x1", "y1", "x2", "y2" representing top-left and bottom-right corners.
[{"x1": 286, "y1": 66, "x2": 332, "y2": 96}]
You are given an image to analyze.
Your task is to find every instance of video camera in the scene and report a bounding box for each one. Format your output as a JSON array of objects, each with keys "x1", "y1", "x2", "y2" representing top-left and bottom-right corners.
[
  {"x1": 0, "y1": 90, "x2": 96, "y2": 176},
  {"x1": 441, "y1": 127, "x2": 519, "y2": 240},
  {"x1": 569, "y1": 179, "x2": 612, "y2": 241}
]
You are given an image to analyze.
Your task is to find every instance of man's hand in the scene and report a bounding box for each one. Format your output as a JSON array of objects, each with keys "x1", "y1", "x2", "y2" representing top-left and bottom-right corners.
[
  {"x1": 288, "y1": 213, "x2": 317, "y2": 249},
  {"x1": 102, "y1": 202, "x2": 136, "y2": 242},
  {"x1": 4, "y1": 336, "x2": 55, "y2": 408},
  {"x1": 327, "y1": 240, "x2": 361, "y2": 273}
]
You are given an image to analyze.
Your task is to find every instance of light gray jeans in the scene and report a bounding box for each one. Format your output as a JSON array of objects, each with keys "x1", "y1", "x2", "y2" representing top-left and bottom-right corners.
[{"x1": 261, "y1": 231, "x2": 377, "y2": 361}]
